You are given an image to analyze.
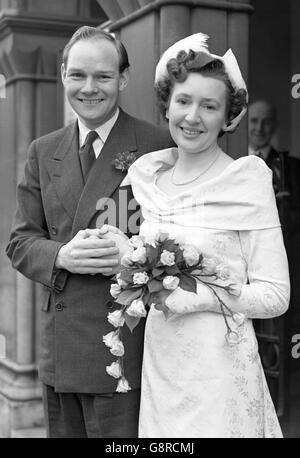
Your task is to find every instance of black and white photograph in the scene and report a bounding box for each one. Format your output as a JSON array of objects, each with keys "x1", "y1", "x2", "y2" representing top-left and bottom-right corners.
[{"x1": 0, "y1": 0, "x2": 300, "y2": 441}]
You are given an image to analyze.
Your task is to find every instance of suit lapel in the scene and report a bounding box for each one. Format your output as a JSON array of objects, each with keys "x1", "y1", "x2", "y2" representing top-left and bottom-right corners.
[
  {"x1": 71, "y1": 110, "x2": 138, "y2": 236},
  {"x1": 267, "y1": 147, "x2": 283, "y2": 191},
  {"x1": 266, "y1": 147, "x2": 278, "y2": 167},
  {"x1": 46, "y1": 122, "x2": 84, "y2": 220}
]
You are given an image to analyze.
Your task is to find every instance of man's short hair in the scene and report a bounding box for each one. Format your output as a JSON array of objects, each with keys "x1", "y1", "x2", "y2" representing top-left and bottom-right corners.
[{"x1": 62, "y1": 25, "x2": 130, "y2": 73}]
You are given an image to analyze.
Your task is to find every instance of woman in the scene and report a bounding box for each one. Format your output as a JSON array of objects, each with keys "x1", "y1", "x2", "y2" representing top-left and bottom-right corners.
[{"x1": 103, "y1": 34, "x2": 290, "y2": 438}]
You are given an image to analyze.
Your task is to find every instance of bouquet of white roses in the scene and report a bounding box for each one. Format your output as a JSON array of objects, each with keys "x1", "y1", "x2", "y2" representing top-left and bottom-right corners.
[{"x1": 103, "y1": 233, "x2": 244, "y2": 391}]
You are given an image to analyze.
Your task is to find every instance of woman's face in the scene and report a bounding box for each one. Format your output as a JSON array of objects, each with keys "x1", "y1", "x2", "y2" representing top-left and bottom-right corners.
[{"x1": 166, "y1": 73, "x2": 228, "y2": 154}]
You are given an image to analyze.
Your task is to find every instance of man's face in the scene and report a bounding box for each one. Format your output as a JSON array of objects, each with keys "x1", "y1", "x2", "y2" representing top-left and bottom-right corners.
[
  {"x1": 248, "y1": 101, "x2": 276, "y2": 150},
  {"x1": 61, "y1": 39, "x2": 128, "y2": 129}
]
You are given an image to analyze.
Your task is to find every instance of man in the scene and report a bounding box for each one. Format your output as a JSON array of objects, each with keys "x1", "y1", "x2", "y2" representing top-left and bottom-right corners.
[
  {"x1": 6, "y1": 26, "x2": 173, "y2": 438},
  {"x1": 248, "y1": 100, "x2": 289, "y2": 198},
  {"x1": 248, "y1": 99, "x2": 299, "y2": 239}
]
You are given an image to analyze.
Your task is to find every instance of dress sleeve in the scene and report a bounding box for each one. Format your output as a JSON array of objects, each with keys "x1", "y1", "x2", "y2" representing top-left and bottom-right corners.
[{"x1": 165, "y1": 226, "x2": 290, "y2": 319}]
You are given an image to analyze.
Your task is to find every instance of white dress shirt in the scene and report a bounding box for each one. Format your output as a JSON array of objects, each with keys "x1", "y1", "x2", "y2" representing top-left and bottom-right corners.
[{"x1": 78, "y1": 108, "x2": 120, "y2": 158}]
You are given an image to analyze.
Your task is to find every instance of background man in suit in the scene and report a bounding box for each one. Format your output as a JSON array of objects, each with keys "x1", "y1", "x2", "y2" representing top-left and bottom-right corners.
[
  {"x1": 248, "y1": 99, "x2": 299, "y2": 239},
  {"x1": 248, "y1": 100, "x2": 287, "y2": 195},
  {"x1": 6, "y1": 26, "x2": 173, "y2": 438}
]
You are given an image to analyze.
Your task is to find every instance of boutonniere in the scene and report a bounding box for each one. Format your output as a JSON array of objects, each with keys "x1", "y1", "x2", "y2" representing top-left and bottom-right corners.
[{"x1": 113, "y1": 151, "x2": 137, "y2": 172}]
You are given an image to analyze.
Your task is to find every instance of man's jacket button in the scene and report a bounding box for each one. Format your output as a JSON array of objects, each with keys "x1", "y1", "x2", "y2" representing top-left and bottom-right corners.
[
  {"x1": 55, "y1": 302, "x2": 64, "y2": 311},
  {"x1": 106, "y1": 301, "x2": 114, "y2": 309}
]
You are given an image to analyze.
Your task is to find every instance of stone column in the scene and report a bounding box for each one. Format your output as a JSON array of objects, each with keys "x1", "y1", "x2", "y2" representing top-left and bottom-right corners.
[
  {"x1": 0, "y1": 0, "x2": 106, "y2": 437},
  {"x1": 98, "y1": 0, "x2": 253, "y2": 158}
]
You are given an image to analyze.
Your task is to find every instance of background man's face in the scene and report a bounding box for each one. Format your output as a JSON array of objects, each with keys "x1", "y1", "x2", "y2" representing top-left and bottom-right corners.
[
  {"x1": 61, "y1": 39, "x2": 128, "y2": 129},
  {"x1": 248, "y1": 101, "x2": 276, "y2": 150}
]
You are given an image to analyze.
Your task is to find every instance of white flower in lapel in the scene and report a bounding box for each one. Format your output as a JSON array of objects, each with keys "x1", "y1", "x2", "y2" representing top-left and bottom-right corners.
[{"x1": 113, "y1": 151, "x2": 137, "y2": 172}]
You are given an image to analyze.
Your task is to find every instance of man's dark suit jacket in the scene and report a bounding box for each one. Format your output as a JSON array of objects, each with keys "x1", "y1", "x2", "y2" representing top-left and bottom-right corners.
[
  {"x1": 6, "y1": 109, "x2": 173, "y2": 393},
  {"x1": 266, "y1": 147, "x2": 300, "y2": 241}
]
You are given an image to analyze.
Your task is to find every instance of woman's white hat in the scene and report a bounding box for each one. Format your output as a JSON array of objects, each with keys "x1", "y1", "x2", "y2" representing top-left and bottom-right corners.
[{"x1": 155, "y1": 33, "x2": 248, "y2": 132}]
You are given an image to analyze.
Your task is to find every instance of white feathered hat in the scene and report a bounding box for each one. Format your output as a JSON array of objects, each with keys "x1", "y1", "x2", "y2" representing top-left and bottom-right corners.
[{"x1": 155, "y1": 33, "x2": 248, "y2": 132}]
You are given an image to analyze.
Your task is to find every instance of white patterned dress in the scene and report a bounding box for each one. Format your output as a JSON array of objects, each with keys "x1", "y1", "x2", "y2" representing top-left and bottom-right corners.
[{"x1": 127, "y1": 149, "x2": 290, "y2": 438}]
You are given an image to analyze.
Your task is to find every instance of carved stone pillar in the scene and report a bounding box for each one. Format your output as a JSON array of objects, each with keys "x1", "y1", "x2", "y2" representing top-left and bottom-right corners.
[
  {"x1": 97, "y1": 0, "x2": 253, "y2": 158},
  {"x1": 0, "y1": 0, "x2": 106, "y2": 437}
]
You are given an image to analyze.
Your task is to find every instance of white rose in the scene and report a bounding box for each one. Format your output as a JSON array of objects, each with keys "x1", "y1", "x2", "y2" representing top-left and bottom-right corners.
[
  {"x1": 131, "y1": 246, "x2": 147, "y2": 264},
  {"x1": 225, "y1": 331, "x2": 240, "y2": 347},
  {"x1": 107, "y1": 309, "x2": 125, "y2": 328},
  {"x1": 121, "y1": 248, "x2": 134, "y2": 267},
  {"x1": 110, "y1": 340, "x2": 125, "y2": 357},
  {"x1": 201, "y1": 257, "x2": 219, "y2": 275},
  {"x1": 106, "y1": 361, "x2": 122, "y2": 379},
  {"x1": 129, "y1": 235, "x2": 145, "y2": 249},
  {"x1": 126, "y1": 299, "x2": 147, "y2": 318},
  {"x1": 116, "y1": 376, "x2": 131, "y2": 393},
  {"x1": 215, "y1": 263, "x2": 231, "y2": 281},
  {"x1": 232, "y1": 313, "x2": 246, "y2": 326},
  {"x1": 182, "y1": 245, "x2": 199, "y2": 266},
  {"x1": 162, "y1": 275, "x2": 180, "y2": 290},
  {"x1": 133, "y1": 272, "x2": 149, "y2": 285},
  {"x1": 160, "y1": 250, "x2": 175, "y2": 266},
  {"x1": 102, "y1": 330, "x2": 119, "y2": 348},
  {"x1": 116, "y1": 273, "x2": 129, "y2": 287},
  {"x1": 110, "y1": 283, "x2": 122, "y2": 299}
]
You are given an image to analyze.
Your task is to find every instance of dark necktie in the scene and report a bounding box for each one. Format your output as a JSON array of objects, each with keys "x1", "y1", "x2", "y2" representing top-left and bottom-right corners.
[{"x1": 79, "y1": 130, "x2": 98, "y2": 182}]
